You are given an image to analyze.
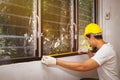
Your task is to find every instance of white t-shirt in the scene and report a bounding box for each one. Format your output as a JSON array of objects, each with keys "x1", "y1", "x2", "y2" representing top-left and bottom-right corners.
[{"x1": 92, "y1": 43, "x2": 119, "y2": 80}]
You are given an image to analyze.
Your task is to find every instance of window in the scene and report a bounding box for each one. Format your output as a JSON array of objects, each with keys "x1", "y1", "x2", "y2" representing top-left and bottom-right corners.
[
  {"x1": 41, "y1": 0, "x2": 75, "y2": 56},
  {"x1": 78, "y1": 0, "x2": 97, "y2": 49},
  {"x1": 41, "y1": 0, "x2": 97, "y2": 56},
  {"x1": 0, "y1": 0, "x2": 39, "y2": 64},
  {"x1": 0, "y1": 0, "x2": 97, "y2": 64}
]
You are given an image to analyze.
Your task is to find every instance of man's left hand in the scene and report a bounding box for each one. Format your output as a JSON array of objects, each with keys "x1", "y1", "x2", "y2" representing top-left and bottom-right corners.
[{"x1": 41, "y1": 56, "x2": 56, "y2": 66}]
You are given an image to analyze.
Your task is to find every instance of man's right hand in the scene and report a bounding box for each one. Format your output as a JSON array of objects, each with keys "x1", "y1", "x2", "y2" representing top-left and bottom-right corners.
[{"x1": 78, "y1": 48, "x2": 88, "y2": 54}]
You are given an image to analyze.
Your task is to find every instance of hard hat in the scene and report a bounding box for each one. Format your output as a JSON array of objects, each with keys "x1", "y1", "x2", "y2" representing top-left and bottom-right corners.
[{"x1": 84, "y1": 23, "x2": 102, "y2": 36}]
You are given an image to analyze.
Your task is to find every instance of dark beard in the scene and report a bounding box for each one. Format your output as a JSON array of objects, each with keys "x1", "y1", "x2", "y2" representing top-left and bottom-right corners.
[{"x1": 91, "y1": 47, "x2": 98, "y2": 53}]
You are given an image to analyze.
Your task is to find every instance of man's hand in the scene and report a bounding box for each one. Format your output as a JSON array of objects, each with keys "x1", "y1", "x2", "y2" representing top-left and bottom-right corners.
[
  {"x1": 78, "y1": 48, "x2": 88, "y2": 54},
  {"x1": 41, "y1": 56, "x2": 56, "y2": 66}
]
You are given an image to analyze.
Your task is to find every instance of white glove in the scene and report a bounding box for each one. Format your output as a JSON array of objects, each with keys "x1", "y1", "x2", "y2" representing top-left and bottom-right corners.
[
  {"x1": 41, "y1": 56, "x2": 56, "y2": 66},
  {"x1": 78, "y1": 48, "x2": 88, "y2": 54}
]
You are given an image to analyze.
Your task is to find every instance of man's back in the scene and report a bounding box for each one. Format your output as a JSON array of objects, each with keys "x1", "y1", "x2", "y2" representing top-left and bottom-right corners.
[{"x1": 92, "y1": 43, "x2": 119, "y2": 80}]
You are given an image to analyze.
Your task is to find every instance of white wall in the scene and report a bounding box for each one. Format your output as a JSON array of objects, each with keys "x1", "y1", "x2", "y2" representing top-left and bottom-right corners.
[
  {"x1": 99, "y1": 0, "x2": 120, "y2": 75},
  {"x1": 0, "y1": 55, "x2": 98, "y2": 80}
]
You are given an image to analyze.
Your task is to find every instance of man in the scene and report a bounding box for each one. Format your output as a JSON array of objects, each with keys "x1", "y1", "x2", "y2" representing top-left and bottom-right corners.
[{"x1": 41, "y1": 23, "x2": 119, "y2": 80}]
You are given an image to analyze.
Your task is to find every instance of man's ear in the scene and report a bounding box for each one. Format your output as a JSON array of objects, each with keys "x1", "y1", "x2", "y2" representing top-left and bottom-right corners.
[
  {"x1": 90, "y1": 35, "x2": 95, "y2": 39},
  {"x1": 90, "y1": 35, "x2": 96, "y2": 41}
]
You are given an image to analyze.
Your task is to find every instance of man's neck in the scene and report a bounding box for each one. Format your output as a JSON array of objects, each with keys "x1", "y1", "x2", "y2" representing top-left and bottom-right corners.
[{"x1": 96, "y1": 39, "x2": 106, "y2": 49}]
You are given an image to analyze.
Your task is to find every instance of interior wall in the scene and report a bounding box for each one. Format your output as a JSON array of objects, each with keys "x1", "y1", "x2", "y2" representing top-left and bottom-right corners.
[
  {"x1": 0, "y1": 55, "x2": 97, "y2": 80},
  {"x1": 99, "y1": 0, "x2": 120, "y2": 76}
]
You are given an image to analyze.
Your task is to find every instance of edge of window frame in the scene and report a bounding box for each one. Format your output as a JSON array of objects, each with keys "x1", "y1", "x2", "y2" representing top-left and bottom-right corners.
[{"x1": 0, "y1": 57, "x2": 41, "y2": 65}]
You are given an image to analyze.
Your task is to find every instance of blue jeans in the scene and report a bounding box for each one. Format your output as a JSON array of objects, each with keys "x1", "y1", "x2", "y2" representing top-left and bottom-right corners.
[{"x1": 80, "y1": 78, "x2": 99, "y2": 80}]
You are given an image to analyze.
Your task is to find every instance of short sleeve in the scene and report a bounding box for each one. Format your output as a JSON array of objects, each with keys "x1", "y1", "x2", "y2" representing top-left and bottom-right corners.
[{"x1": 91, "y1": 46, "x2": 109, "y2": 65}]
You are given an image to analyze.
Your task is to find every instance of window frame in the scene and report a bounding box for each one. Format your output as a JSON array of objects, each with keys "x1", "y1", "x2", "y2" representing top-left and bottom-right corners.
[
  {"x1": 40, "y1": 0, "x2": 77, "y2": 57},
  {"x1": 0, "y1": 0, "x2": 40, "y2": 65}
]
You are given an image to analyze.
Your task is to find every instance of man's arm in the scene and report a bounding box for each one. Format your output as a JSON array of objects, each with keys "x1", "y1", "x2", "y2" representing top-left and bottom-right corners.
[
  {"x1": 78, "y1": 50, "x2": 94, "y2": 58},
  {"x1": 56, "y1": 58, "x2": 99, "y2": 72}
]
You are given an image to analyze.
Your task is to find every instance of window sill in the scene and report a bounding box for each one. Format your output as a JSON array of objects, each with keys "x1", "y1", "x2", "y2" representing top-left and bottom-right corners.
[{"x1": 0, "y1": 57, "x2": 40, "y2": 65}]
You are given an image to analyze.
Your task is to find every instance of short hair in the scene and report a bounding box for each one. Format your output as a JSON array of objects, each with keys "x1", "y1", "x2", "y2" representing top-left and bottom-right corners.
[{"x1": 86, "y1": 33, "x2": 103, "y2": 39}]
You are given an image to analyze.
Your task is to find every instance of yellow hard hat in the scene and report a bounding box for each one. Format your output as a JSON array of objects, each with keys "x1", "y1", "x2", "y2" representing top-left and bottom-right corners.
[{"x1": 84, "y1": 23, "x2": 102, "y2": 36}]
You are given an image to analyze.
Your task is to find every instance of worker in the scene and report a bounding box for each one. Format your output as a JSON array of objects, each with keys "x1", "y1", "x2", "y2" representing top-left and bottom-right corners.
[{"x1": 41, "y1": 23, "x2": 119, "y2": 80}]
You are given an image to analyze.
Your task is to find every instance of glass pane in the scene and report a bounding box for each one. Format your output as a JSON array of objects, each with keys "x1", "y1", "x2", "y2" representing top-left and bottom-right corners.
[
  {"x1": 0, "y1": 0, "x2": 37, "y2": 59},
  {"x1": 41, "y1": 0, "x2": 71, "y2": 55},
  {"x1": 78, "y1": 0, "x2": 94, "y2": 49}
]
